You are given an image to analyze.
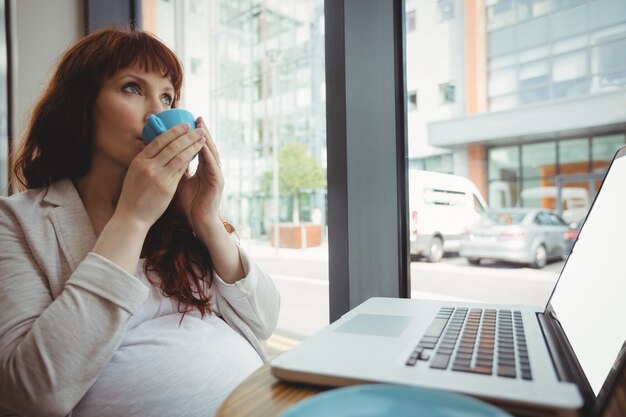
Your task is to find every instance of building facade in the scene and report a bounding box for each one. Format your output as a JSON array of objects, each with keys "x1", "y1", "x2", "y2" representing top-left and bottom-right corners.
[{"x1": 416, "y1": 0, "x2": 626, "y2": 222}]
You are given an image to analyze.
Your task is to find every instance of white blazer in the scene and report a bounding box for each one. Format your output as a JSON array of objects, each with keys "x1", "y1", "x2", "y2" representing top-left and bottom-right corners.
[{"x1": 0, "y1": 179, "x2": 280, "y2": 417}]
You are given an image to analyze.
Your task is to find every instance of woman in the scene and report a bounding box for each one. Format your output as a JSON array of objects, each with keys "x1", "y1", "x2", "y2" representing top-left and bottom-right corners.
[{"x1": 0, "y1": 27, "x2": 280, "y2": 417}]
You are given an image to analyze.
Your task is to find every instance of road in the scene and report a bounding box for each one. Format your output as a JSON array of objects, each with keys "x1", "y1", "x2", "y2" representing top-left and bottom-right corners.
[{"x1": 242, "y1": 240, "x2": 563, "y2": 350}]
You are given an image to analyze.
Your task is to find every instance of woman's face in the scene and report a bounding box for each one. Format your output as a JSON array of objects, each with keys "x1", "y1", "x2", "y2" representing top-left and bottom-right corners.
[{"x1": 92, "y1": 67, "x2": 175, "y2": 169}]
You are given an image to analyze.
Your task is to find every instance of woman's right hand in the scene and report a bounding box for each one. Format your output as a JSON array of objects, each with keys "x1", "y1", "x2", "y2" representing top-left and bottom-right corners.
[
  {"x1": 92, "y1": 123, "x2": 205, "y2": 274},
  {"x1": 114, "y1": 123, "x2": 206, "y2": 231}
]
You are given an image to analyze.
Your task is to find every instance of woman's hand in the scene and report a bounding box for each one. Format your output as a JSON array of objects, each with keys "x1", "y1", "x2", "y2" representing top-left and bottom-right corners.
[
  {"x1": 93, "y1": 123, "x2": 205, "y2": 274},
  {"x1": 114, "y1": 123, "x2": 207, "y2": 231},
  {"x1": 176, "y1": 117, "x2": 246, "y2": 283},
  {"x1": 176, "y1": 116, "x2": 224, "y2": 231}
]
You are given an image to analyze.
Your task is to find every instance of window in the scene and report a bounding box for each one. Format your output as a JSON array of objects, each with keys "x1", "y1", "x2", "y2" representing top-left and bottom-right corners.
[
  {"x1": 407, "y1": 10, "x2": 416, "y2": 32},
  {"x1": 408, "y1": 90, "x2": 417, "y2": 111},
  {"x1": 592, "y1": 37, "x2": 626, "y2": 90},
  {"x1": 592, "y1": 134, "x2": 626, "y2": 170},
  {"x1": 144, "y1": 0, "x2": 328, "y2": 356},
  {"x1": 190, "y1": 57, "x2": 203, "y2": 75},
  {"x1": 559, "y1": 138, "x2": 589, "y2": 173},
  {"x1": 487, "y1": 0, "x2": 515, "y2": 30},
  {"x1": 521, "y1": 142, "x2": 556, "y2": 179},
  {"x1": 439, "y1": 82, "x2": 455, "y2": 104},
  {"x1": 0, "y1": 1, "x2": 7, "y2": 195},
  {"x1": 438, "y1": 0, "x2": 454, "y2": 21}
]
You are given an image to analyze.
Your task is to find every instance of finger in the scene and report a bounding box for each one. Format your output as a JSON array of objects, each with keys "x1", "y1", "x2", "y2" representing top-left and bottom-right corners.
[
  {"x1": 200, "y1": 142, "x2": 222, "y2": 173},
  {"x1": 197, "y1": 117, "x2": 221, "y2": 166},
  {"x1": 141, "y1": 123, "x2": 192, "y2": 159},
  {"x1": 163, "y1": 136, "x2": 206, "y2": 179},
  {"x1": 153, "y1": 127, "x2": 205, "y2": 166}
]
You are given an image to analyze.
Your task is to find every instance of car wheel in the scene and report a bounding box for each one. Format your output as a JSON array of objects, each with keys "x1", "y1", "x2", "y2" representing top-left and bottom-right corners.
[
  {"x1": 426, "y1": 237, "x2": 444, "y2": 263},
  {"x1": 531, "y1": 244, "x2": 547, "y2": 269},
  {"x1": 467, "y1": 257, "x2": 481, "y2": 266}
]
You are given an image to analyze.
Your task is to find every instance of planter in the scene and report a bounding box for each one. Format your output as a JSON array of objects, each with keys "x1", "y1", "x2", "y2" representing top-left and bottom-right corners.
[{"x1": 270, "y1": 223, "x2": 322, "y2": 248}]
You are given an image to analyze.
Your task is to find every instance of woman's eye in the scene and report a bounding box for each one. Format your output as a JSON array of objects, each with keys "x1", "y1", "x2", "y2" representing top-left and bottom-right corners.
[
  {"x1": 122, "y1": 83, "x2": 141, "y2": 95},
  {"x1": 161, "y1": 95, "x2": 173, "y2": 106}
]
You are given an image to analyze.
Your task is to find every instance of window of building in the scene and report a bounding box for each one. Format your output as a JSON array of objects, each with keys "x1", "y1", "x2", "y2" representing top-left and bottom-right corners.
[
  {"x1": 489, "y1": 67, "x2": 516, "y2": 96},
  {"x1": 487, "y1": 0, "x2": 515, "y2": 30},
  {"x1": 559, "y1": 138, "x2": 590, "y2": 174},
  {"x1": 489, "y1": 146, "x2": 520, "y2": 181},
  {"x1": 592, "y1": 37, "x2": 626, "y2": 90},
  {"x1": 408, "y1": 90, "x2": 417, "y2": 111},
  {"x1": 438, "y1": 82, "x2": 456, "y2": 104},
  {"x1": 407, "y1": 10, "x2": 416, "y2": 32},
  {"x1": 518, "y1": 59, "x2": 550, "y2": 103},
  {"x1": 437, "y1": 0, "x2": 454, "y2": 21},
  {"x1": 424, "y1": 153, "x2": 453, "y2": 173},
  {"x1": 592, "y1": 134, "x2": 626, "y2": 170},
  {"x1": 516, "y1": 0, "x2": 551, "y2": 22},
  {"x1": 190, "y1": 57, "x2": 203, "y2": 75},
  {"x1": 0, "y1": 1, "x2": 7, "y2": 195},
  {"x1": 143, "y1": 0, "x2": 328, "y2": 356},
  {"x1": 521, "y1": 141, "x2": 557, "y2": 179}
]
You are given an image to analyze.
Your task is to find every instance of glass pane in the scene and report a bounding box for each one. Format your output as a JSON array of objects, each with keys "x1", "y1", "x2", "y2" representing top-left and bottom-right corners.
[
  {"x1": 488, "y1": 180, "x2": 519, "y2": 208},
  {"x1": 552, "y1": 50, "x2": 587, "y2": 82},
  {"x1": 519, "y1": 60, "x2": 550, "y2": 88},
  {"x1": 489, "y1": 93, "x2": 517, "y2": 111},
  {"x1": 592, "y1": 38, "x2": 626, "y2": 75},
  {"x1": 552, "y1": 35, "x2": 587, "y2": 54},
  {"x1": 518, "y1": 45, "x2": 550, "y2": 63},
  {"x1": 489, "y1": 67, "x2": 516, "y2": 95},
  {"x1": 0, "y1": 1, "x2": 6, "y2": 196},
  {"x1": 522, "y1": 142, "x2": 557, "y2": 179},
  {"x1": 516, "y1": 0, "x2": 552, "y2": 21},
  {"x1": 553, "y1": 77, "x2": 589, "y2": 99},
  {"x1": 516, "y1": 16, "x2": 550, "y2": 50},
  {"x1": 489, "y1": 27, "x2": 515, "y2": 56},
  {"x1": 487, "y1": 0, "x2": 515, "y2": 30},
  {"x1": 550, "y1": 3, "x2": 587, "y2": 40},
  {"x1": 144, "y1": 0, "x2": 328, "y2": 356},
  {"x1": 406, "y1": 0, "x2": 623, "y2": 307},
  {"x1": 558, "y1": 179, "x2": 593, "y2": 224},
  {"x1": 489, "y1": 146, "x2": 519, "y2": 180},
  {"x1": 592, "y1": 134, "x2": 626, "y2": 170},
  {"x1": 559, "y1": 138, "x2": 589, "y2": 172},
  {"x1": 520, "y1": 178, "x2": 557, "y2": 209}
]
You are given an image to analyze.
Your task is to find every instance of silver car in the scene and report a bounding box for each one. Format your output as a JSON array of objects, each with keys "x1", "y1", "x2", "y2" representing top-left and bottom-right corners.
[{"x1": 459, "y1": 208, "x2": 573, "y2": 269}]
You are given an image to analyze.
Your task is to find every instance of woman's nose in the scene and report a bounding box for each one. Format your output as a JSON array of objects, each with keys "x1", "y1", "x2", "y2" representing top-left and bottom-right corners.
[{"x1": 144, "y1": 97, "x2": 165, "y2": 121}]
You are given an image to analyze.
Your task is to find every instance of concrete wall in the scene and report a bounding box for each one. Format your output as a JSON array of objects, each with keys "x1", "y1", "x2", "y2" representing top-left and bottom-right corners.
[{"x1": 8, "y1": 0, "x2": 84, "y2": 144}]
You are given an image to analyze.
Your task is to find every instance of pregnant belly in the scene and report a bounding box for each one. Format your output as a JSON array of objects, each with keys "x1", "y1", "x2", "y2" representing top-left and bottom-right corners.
[{"x1": 73, "y1": 314, "x2": 262, "y2": 417}]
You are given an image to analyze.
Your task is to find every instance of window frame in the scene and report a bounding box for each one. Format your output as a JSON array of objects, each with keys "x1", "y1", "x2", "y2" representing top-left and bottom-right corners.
[
  {"x1": 99, "y1": 0, "x2": 414, "y2": 324},
  {"x1": 325, "y1": 0, "x2": 410, "y2": 322}
]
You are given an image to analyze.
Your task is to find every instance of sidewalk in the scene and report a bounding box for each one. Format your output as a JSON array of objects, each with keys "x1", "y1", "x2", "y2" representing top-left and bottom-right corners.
[{"x1": 240, "y1": 238, "x2": 329, "y2": 262}]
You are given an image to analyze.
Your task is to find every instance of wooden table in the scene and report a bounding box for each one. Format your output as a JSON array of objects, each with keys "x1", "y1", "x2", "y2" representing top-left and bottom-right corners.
[
  {"x1": 215, "y1": 365, "x2": 325, "y2": 417},
  {"x1": 216, "y1": 364, "x2": 626, "y2": 417}
]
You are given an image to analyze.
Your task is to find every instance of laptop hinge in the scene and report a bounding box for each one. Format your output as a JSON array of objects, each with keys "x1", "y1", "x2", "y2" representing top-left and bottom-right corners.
[{"x1": 537, "y1": 311, "x2": 595, "y2": 416}]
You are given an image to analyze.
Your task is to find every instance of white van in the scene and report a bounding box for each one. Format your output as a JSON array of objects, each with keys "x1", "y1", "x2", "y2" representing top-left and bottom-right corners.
[{"x1": 408, "y1": 169, "x2": 487, "y2": 262}]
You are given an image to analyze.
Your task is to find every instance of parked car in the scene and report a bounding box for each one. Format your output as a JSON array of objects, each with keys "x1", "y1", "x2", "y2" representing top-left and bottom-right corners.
[
  {"x1": 459, "y1": 208, "x2": 576, "y2": 268},
  {"x1": 409, "y1": 170, "x2": 487, "y2": 263}
]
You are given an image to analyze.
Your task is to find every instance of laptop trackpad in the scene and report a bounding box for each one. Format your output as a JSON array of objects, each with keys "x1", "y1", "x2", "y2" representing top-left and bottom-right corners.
[{"x1": 335, "y1": 314, "x2": 412, "y2": 337}]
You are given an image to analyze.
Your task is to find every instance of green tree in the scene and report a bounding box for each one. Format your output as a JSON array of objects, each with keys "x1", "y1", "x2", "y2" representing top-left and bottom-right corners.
[{"x1": 260, "y1": 142, "x2": 326, "y2": 223}]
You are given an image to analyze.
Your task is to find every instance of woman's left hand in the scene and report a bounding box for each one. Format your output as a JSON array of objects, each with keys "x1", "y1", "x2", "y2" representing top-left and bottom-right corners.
[{"x1": 177, "y1": 116, "x2": 224, "y2": 231}]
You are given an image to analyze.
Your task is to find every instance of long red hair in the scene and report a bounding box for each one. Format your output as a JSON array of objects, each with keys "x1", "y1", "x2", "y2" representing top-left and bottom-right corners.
[{"x1": 12, "y1": 27, "x2": 224, "y2": 317}]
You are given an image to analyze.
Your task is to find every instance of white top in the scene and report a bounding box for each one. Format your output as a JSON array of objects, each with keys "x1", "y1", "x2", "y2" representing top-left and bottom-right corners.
[{"x1": 72, "y1": 261, "x2": 263, "y2": 417}]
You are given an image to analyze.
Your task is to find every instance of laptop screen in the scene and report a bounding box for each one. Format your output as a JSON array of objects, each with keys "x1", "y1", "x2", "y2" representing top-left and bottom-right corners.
[{"x1": 548, "y1": 146, "x2": 626, "y2": 396}]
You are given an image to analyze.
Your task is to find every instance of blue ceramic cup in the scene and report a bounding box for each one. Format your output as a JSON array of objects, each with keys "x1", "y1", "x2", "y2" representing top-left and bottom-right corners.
[{"x1": 142, "y1": 108, "x2": 196, "y2": 144}]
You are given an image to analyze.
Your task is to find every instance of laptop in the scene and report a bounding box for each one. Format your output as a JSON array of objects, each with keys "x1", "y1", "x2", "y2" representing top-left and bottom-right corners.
[{"x1": 270, "y1": 145, "x2": 626, "y2": 417}]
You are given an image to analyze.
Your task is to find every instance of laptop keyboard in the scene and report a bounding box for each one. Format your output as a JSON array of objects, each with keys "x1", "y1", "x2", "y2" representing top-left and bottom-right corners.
[{"x1": 405, "y1": 307, "x2": 532, "y2": 380}]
